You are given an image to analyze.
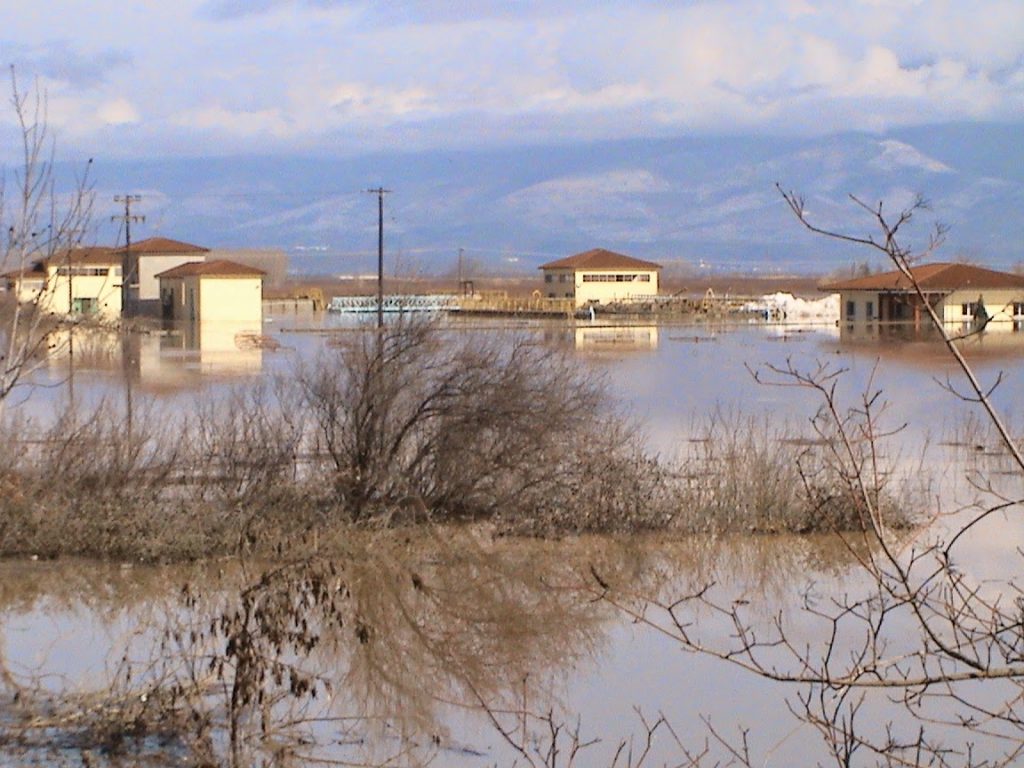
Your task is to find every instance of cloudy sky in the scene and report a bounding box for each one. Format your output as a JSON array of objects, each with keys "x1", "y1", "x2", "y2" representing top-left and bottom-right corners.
[{"x1": 2, "y1": 0, "x2": 1022, "y2": 161}]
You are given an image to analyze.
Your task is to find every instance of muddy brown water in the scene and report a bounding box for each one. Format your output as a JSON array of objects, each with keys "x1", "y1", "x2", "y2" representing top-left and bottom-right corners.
[{"x1": 4, "y1": 315, "x2": 1024, "y2": 764}]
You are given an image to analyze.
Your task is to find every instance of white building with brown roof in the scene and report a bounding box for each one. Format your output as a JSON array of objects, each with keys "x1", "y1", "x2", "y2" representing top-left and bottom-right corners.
[
  {"x1": 116, "y1": 236, "x2": 210, "y2": 315},
  {"x1": 3, "y1": 246, "x2": 123, "y2": 319},
  {"x1": 823, "y1": 263, "x2": 1024, "y2": 328},
  {"x1": 539, "y1": 248, "x2": 661, "y2": 308},
  {"x1": 157, "y1": 260, "x2": 265, "y2": 325}
]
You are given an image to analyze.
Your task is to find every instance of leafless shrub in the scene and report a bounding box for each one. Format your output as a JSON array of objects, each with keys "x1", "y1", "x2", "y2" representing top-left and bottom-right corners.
[
  {"x1": 294, "y1": 318, "x2": 651, "y2": 528},
  {"x1": 664, "y1": 405, "x2": 923, "y2": 535},
  {"x1": 593, "y1": 190, "x2": 1024, "y2": 766},
  {"x1": 0, "y1": 398, "x2": 192, "y2": 559}
]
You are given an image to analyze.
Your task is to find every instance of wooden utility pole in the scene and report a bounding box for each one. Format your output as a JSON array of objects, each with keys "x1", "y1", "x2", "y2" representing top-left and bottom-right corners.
[
  {"x1": 112, "y1": 194, "x2": 144, "y2": 319},
  {"x1": 366, "y1": 187, "x2": 390, "y2": 329},
  {"x1": 457, "y1": 247, "x2": 464, "y2": 295}
]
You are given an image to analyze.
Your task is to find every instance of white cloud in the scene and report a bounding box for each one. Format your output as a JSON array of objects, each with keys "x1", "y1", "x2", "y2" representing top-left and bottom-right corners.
[
  {"x1": 2, "y1": 0, "x2": 1021, "y2": 157},
  {"x1": 96, "y1": 98, "x2": 139, "y2": 125},
  {"x1": 177, "y1": 106, "x2": 293, "y2": 137},
  {"x1": 327, "y1": 83, "x2": 437, "y2": 118}
]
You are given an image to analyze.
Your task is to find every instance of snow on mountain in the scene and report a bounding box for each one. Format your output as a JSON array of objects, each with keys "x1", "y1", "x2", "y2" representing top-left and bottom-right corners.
[{"x1": 86, "y1": 124, "x2": 1022, "y2": 274}]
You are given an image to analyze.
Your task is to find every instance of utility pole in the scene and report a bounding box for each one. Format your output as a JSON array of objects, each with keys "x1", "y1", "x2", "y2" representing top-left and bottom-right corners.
[
  {"x1": 64, "y1": 227, "x2": 87, "y2": 403},
  {"x1": 365, "y1": 187, "x2": 390, "y2": 329},
  {"x1": 112, "y1": 194, "x2": 144, "y2": 320},
  {"x1": 457, "y1": 247, "x2": 464, "y2": 295}
]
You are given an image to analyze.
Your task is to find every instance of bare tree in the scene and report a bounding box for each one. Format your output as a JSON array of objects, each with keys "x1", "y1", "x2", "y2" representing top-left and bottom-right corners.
[
  {"x1": 295, "y1": 317, "x2": 622, "y2": 525},
  {"x1": 594, "y1": 189, "x2": 1024, "y2": 766},
  {"x1": 0, "y1": 67, "x2": 94, "y2": 411}
]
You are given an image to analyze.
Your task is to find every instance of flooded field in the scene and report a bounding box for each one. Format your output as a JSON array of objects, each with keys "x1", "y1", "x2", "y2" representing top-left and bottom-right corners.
[{"x1": 3, "y1": 312, "x2": 1024, "y2": 765}]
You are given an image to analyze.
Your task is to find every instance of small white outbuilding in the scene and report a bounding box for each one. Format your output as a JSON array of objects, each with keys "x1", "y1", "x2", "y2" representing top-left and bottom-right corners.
[{"x1": 157, "y1": 260, "x2": 265, "y2": 325}]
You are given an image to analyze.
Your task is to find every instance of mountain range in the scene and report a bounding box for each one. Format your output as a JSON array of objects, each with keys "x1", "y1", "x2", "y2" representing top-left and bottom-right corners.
[{"x1": 83, "y1": 123, "x2": 1022, "y2": 277}]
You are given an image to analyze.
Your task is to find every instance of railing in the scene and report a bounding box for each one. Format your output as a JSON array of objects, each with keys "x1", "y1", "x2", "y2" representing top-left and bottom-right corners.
[
  {"x1": 328, "y1": 294, "x2": 576, "y2": 316},
  {"x1": 454, "y1": 295, "x2": 575, "y2": 315},
  {"x1": 327, "y1": 295, "x2": 461, "y2": 313}
]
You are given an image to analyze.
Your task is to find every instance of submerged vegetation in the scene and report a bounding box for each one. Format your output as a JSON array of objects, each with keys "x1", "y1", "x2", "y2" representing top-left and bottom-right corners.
[
  {"x1": 0, "y1": 320, "x2": 921, "y2": 561},
  {"x1": 0, "y1": 529, "x2": 872, "y2": 766}
]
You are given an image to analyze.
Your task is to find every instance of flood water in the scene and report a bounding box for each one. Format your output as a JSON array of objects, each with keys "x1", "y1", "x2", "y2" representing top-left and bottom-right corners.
[{"x1": 3, "y1": 312, "x2": 1024, "y2": 765}]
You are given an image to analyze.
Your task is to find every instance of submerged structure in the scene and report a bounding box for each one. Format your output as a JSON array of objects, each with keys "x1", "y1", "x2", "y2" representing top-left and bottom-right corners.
[
  {"x1": 157, "y1": 260, "x2": 266, "y2": 325},
  {"x1": 823, "y1": 263, "x2": 1024, "y2": 329},
  {"x1": 3, "y1": 247, "x2": 123, "y2": 319}
]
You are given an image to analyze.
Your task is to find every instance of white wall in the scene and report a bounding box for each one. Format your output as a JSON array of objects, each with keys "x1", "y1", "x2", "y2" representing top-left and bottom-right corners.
[
  {"x1": 573, "y1": 269, "x2": 659, "y2": 308},
  {"x1": 942, "y1": 288, "x2": 1024, "y2": 326},
  {"x1": 43, "y1": 266, "x2": 122, "y2": 318},
  {"x1": 139, "y1": 255, "x2": 207, "y2": 301},
  {"x1": 198, "y1": 276, "x2": 264, "y2": 325}
]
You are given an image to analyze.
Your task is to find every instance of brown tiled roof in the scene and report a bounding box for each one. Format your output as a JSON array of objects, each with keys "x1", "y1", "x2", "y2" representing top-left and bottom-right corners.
[
  {"x1": 1, "y1": 265, "x2": 45, "y2": 280},
  {"x1": 822, "y1": 263, "x2": 1024, "y2": 292},
  {"x1": 49, "y1": 246, "x2": 120, "y2": 266},
  {"x1": 115, "y1": 237, "x2": 209, "y2": 255},
  {"x1": 539, "y1": 248, "x2": 662, "y2": 271},
  {"x1": 16, "y1": 246, "x2": 121, "y2": 271},
  {"x1": 156, "y1": 260, "x2": 266, "y2": 279}
]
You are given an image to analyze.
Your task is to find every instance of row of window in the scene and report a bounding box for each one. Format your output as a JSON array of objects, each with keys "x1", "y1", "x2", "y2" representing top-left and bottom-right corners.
[
  {"x1": 962, "y1": 302, "x2": 1024, "y2": 317},
  {"x1": 581, "y1": 274, "x2": 651, "y2": 283},
  {"x1": 848, "y1": 300, "x2": 1024, "y2": 319},
  {"x1": 545, "y1": 273, "x2": 654, "y2": 284},
  {"x1": 55, "y1": 266, "x2": 121, "y2": 277}
]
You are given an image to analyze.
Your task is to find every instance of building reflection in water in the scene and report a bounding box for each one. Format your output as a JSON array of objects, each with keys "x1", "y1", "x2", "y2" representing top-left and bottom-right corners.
[
  {"x1": 543, "y1": 323, "x2": 660, "y2": 353},
  {"x1": 50, "y1": 318, "x2": 266, "y2": 391},
  {"x1": 836, "y1": 320, "x2": 1024, "y2": 359},
  {"x1": 574, "y1": 324, "x2": 658, "y2": 351}
]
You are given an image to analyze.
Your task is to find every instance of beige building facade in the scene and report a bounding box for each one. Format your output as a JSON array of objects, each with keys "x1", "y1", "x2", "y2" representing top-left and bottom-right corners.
[
  {"x1": 539, "y1": 249, "x2": 661, "y2": 308},
  {"x1": 3, "y1": 247, "x2": 123, "y2": 319},
  {"x1": 824, "y1": 263, "x2": 1024, "y2": 331},
  {"x1": 119, "y1": 237, "x2": 210, "y2": 315},
  {"x1": 157, "y1": 260, "x2": 266, "y2": 325}
]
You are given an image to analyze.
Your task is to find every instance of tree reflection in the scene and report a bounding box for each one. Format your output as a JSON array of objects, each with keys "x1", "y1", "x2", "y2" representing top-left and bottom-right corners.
[{"x1": 0, "y1": 529, "x2": 870, "y2": 765}]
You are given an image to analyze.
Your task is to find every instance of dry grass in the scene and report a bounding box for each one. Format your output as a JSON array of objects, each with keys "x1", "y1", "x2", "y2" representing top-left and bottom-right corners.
[{"x1": 0, "y1": 320, "x2": 924, "y2": 562}]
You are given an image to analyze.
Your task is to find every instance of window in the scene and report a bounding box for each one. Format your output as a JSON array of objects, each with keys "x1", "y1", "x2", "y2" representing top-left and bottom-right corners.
[
  {"x1": 846, "y1": 300, "x2": 855, "y2": 318},
  {"x1": 544, "y1": 274, "x2": 553, "y2": 283},
  {"x1": 1013, "y1": 302, "x2": 1024, "y2": 317},
  {"x1": 72, "y1": 297, "x2": 97, "y2": 314},
  {"x1": 559, "y1": 274, "x2": 569, "y2": 283},
  {"x1": 962, "y1": 302, "x2": 977, "y2": 318},
  {"x1": 866, "y1": 301, "x2": 874, "y2": 319}
]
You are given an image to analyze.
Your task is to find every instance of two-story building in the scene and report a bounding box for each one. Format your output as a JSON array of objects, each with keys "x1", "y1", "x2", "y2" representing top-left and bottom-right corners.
[
  {"x1": 3, "y1": 247, "x2": 123, "y2": 319},
  {"x1": 4, "y1": 237, "x2": 221, "y2": 320},
  {"x1": 539, "y1": 249, "x2": 661, "y2": 308},
  {"x1": 116, "y1": 237, "x2": 210, "y2": 316}
]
